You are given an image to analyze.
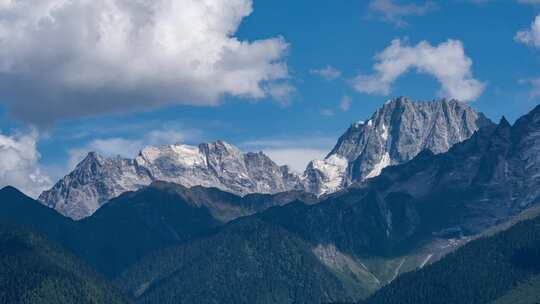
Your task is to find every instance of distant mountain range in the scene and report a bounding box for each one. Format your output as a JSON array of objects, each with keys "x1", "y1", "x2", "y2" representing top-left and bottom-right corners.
[
  {"x1": 3, "y1": 98, "x2": 540, "y2": 304},
  {"x1": 39, "y1": 141, "x2": 304, "y2": 219},
  {"x1": 40, "y1": 97, "x2": 492, "y2": 219}
]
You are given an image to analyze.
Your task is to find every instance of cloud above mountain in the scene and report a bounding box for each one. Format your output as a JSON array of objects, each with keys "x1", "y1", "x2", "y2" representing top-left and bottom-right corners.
[
  {"x1": 240, "y1": 137, "x2": 335, "y2": 172},
  {"x1": 67, "y1": 128, "x2": 197, "y2": 169},
  {"x1": 353, "y1": 39, "x2": 485, "y2": 102},
  {"x1": 0, "y1": 130, "x2": 51, "y2": 198},
  {"x1": 319, "y1": 95, "x2": 352, "y2": 117},
  {"x1": 0, "y1": 0, "x2": 290, "y2": 125},
  {"x1": 310, "y1": 65, "x2": 342, "y2": 81},
  {"x1": 516, "y1": 15, "x2": 540, "y2": 48},
  {"x1": 520, "y1": 77, "x2": 540, "y2": 99},
  {"x1": 368, "y1": 0, "x2": 437, "y2": 27}
]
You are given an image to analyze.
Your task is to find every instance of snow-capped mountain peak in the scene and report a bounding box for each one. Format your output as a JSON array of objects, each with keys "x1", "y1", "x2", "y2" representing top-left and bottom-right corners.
[
  {"x1": 302, "y1": 97, "x2": 494, "y2": 196},
  {"x1": 302, "y1": 155, "x2": 348, "y2": 195},
  {"x1": 39, "y1": 140, "x2": 301, "y2": 219},
  {"x1": 39, "y1": 97, "x2": 494, "y2": 218}
]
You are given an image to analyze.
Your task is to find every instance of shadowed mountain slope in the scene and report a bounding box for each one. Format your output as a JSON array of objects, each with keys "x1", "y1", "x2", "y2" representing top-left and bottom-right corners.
[{"x1": 0, "y1": 224, "x2": 129, "y2": 304}]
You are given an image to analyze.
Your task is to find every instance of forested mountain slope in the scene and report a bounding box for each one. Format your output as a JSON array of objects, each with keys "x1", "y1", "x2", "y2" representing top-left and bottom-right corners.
[
  {"x1": 359, "y1": 213, "x2": 540, "y2": 304},
  {"x1": 0, "y1": 225, "x2": 129, "y2": 304}
]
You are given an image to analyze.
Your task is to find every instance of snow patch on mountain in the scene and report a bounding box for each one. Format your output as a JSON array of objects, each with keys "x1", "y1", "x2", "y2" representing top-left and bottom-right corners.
[
  {"x1": 302, "y1": 97, "x2": 493, "y2": 196},
  {"x1": 39, "y1": 97, "x2": 494, "y2": 219},
  {"x1": 366, "y1": 152, "x2": 391, "y2": 179},
  {"x1": 39, "y1": 141, "x2": 301, "y2": 219},
  {"x1": 302, "y1": 155, "x2": 348, "y2": 196}
]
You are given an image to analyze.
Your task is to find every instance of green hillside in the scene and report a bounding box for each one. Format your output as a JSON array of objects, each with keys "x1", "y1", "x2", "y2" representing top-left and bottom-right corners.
[
  {"x1": 491, "y1": 275, "x2": 540, "y2": 304},
  {"x1": 0, "y1": 225, "x2": 129, "y2": 304},
  {"x1": 118, "y1": 218, "x2": 362, "y2": 304},
  {"x1": 361, "y1": 213, "x2": 540, "y2": 304}
]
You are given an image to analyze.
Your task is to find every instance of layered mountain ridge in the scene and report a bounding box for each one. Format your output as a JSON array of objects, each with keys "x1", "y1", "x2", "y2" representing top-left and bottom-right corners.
[
  {"x1": 303, "y1": 97, "x2": 494, "y2": 195},
  {"x1": 3, "y1": 102, "x2": 540, "y2": 304},
  {"x1": 39, "y1": 97, "x2": 493, "y2": 219},
  {"x1": 39, "y1": 141, "x2": 302, "y2": 219},
  {"x1": 297, "y1": 104, "x2": 540, "y2": 260},
  {"x1": 118, "y1": 105, "x2": 540, "y2": 303},
  {"x1": 1, "y1": 184, "x2": 315, "y2": 278},
  {"x1": 359, "y1": 205, "x2": 540, "y2": 304}
]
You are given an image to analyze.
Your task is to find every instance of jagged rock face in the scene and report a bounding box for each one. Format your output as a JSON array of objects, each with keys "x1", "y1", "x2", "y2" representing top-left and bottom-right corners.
[
  {"x1": 39, "y1": 141, "x2": 301, "y2": 220},
  {"x1": 511, "y1": 110, "x2": 540, "y2": 208},
  {"x1": 303, "y1": 97, "x2": 494, "y2": 196},
  {"x1": 260, "y1": 104, "x2": 540, "y2": 270},
  {"x1": 39, "y1": 97, "x2": 495, "y2": 218},
  {"x1": 38, "y1": 153, "x2": 152, "y2": 220},
  {"x1": 302, "y1": 155, "x2": 348, "y2": 195}
]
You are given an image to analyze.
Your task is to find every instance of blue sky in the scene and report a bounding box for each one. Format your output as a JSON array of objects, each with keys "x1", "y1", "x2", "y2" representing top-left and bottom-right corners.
[{"x1": 0, "y1": 0, "x2": 539, "y2": 196}]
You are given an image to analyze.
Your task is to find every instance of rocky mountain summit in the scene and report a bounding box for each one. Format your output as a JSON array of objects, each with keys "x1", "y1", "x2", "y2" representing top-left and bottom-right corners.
[
  {"x1": 40, "y1": 97, "x2": 493, "y2": 219},
  {"x1": 9, "y1": 103, "x2": 540, "y2": 304},
  {"x1": 39, "y1": 141, "x2": 302, "y2": 219},
  {"x1": 302, "y1": 97, "x2": 494, "y2": 195},
  {"x1": 110, "y1": 104, "x2": 540, "y2": 304}
]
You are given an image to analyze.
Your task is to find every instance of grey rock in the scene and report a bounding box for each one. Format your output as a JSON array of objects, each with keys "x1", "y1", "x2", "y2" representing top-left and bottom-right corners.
[
  {"x1": 38, "y1": 152, "x2": 152, "y2": 220},
  {"x1": 39, "y1": 141, "x2": 301, "y2": 220},
  {"x1": 39, "y1": 97, "x2": 494, "y2": 219},
  {"x1": 289, "y1": 104, "x2": 540, "y2": 258},
  {"x1": 302, "y1": 97, "x2": 494, "y2": 196},
  {"x1": 251, "y1": 105, "x2": 540, "y2": 299}
]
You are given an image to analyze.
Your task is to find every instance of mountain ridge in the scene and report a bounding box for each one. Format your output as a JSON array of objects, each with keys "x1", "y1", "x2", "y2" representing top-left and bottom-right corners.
[
  {"x1": 39, "y1": 97, "x2": 493, "y2": 219},
  {"x1": 302, "y1": 97, "x2": 494, "y2": 195},
  {"x1": 357, "y1": 205, "x2": 540, "y2": 304},
  {"x1": 0, "y1": 182, "x2": 316, "y2": 278},
  {"x1": 3, "y1": 101, "x2": 540, "y2": 303},
  {"x1": 39, "y1": 140, "x2": 303, "y2": 219}
]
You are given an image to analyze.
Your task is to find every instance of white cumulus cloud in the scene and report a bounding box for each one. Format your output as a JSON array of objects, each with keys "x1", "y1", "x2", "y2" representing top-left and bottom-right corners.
[
  {"x1": 515, "y1": 15, "x2": 540, "y2": 48},
  {"x1": 0, "y1": 130, "x2": 51, "y2": 198},
  {"x1": 0, "y1": 0, "x2": 290, "y2": 124},
  {"x1": 353, "y1": 39, "x2": 485, "y2": 102}
]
